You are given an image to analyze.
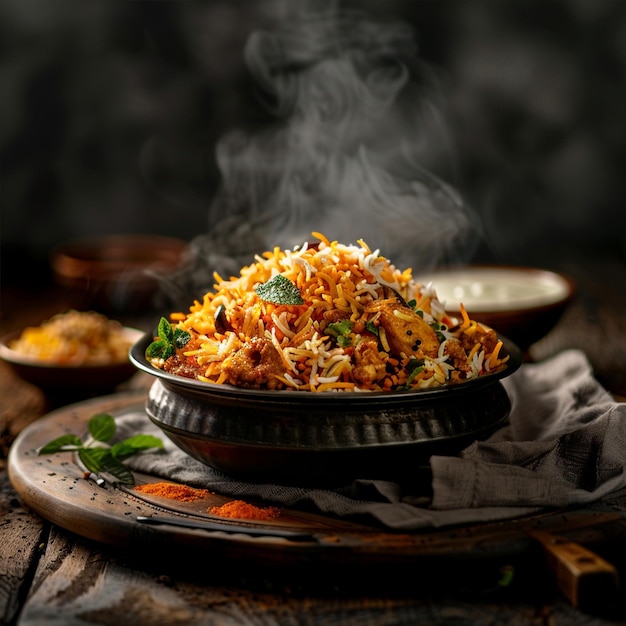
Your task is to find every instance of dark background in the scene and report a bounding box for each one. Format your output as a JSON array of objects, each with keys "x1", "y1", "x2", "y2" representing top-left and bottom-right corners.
[{"x1": 2, "y1": 0, "x2": 626, "y2": 290}]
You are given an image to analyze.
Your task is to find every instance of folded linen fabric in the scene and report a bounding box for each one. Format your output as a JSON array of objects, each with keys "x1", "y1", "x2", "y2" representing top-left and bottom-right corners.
[{"x1": 121, "y1": 349, "x2": 626, "y2": 530}]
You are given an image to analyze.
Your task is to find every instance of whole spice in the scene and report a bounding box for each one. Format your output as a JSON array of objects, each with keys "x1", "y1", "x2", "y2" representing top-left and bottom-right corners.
[
  {"x1": 209, "y1": 500, "x2": 282, "y2": 521},
  {"x1": 134, "y1": 482, "x2": 210, "y2": 502}
]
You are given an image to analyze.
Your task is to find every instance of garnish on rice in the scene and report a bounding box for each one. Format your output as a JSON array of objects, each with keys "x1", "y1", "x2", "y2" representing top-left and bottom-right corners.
[
  {"x1": 145, "y1": 232, "x2": 509, "y2": 392},
  {"x1": 255, "y1": 274, "x2": 304, "y2": 305}
]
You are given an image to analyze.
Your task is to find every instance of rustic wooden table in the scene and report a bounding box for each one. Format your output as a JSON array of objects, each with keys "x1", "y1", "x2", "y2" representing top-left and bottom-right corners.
[{"x1": 2, "y1": 248, "x2": 626, "y2": 626}]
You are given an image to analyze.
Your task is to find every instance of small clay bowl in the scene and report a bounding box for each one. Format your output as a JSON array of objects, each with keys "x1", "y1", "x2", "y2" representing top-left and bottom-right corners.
[
  {"x1": 50, "y1": 235, "x2": 189, "y2": 314},
  {"x1": 0, "y1": 327, "x2": 144, "y2": 392}
]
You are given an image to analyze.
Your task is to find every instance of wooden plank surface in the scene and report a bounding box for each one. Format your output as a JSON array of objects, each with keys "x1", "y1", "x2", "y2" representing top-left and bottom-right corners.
[
  {"x1": 6, "y1": 391, "x2": 625, "y2": 563},
  {"x1": 5, "y1": 386, "x2": 626, "y2": 626},
  {"x1": 0, "y1": 466, "x2": 45, "y2": 626},
  {"x1": 10, "y1": 526, "x2": 547, "y2": 626},
  {"x1": 2, "y1": 252, "x2": 626, "y2": 625},
  {"x1": 11, "y1": 522, "x2": 624, "y2": 626}
]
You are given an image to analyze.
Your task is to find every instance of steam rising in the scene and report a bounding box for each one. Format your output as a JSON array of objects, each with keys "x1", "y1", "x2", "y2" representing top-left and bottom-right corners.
[{"x1": 169, "y1": 7, "x2": 482, "y2": 304}]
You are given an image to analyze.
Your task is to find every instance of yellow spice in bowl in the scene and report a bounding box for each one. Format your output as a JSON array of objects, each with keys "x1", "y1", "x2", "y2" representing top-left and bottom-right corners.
[{"x1": 9, "y1": 310, "x2": 132, "y2": 366}]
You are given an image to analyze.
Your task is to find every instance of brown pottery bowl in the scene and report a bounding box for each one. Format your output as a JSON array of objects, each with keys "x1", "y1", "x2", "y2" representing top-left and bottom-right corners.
[
  {"x1": 130, "y1": 331, "x2": 523, "y2": 487},
  {"x1": 50, "y1": 234, "x2": 189, "y2": 314},
  {"x1": 0, "y1": 327, "x2": 143, "y2": 392}
]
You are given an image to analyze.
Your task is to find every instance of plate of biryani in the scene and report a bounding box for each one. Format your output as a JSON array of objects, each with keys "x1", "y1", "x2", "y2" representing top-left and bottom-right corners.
[
  {"x1": 1, "y1": 310, "x2": 143, "y2": 391},
  {"x1": 130, "y1": 233, "x2": 523, "y2": 484}
]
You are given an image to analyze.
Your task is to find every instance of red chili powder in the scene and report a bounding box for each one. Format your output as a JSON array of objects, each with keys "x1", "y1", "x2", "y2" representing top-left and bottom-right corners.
[
  {"x1": 134, "y1": 482, "x2": 211, "y2": 502},
  {"x1": 209, "y1": 499, "x2": 282, "y2": 520}
]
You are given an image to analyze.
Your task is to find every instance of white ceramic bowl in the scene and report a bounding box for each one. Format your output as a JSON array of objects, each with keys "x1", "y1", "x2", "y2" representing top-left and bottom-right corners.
[{"x1": 415, "y1": 266, "x2": 576, "y2": 351}]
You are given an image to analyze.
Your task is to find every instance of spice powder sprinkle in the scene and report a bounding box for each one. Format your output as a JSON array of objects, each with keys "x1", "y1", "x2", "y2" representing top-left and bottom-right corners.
[
  {"x1": 209, "y1": 500, "x2": 282, "y2": 521},
  {"x1": 134, "y1": 482, "x2": 211, "y2": 502}
]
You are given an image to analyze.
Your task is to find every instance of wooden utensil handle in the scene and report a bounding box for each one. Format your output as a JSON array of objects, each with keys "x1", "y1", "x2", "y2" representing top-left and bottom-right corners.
[{"x1": 530, "y1": 529, "x2": 620, "y2": 611}]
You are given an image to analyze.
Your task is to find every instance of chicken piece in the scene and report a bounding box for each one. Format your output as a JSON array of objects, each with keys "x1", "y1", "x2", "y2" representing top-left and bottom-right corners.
[
  {"x1": 323, "y1": 309, "x2": 366, "y2": 335},
  {"x1": 366, "y1": 299, "x2": 439, "y2": 359},
  {"x1": 353, "y1": 334, "x2": 387, "y2": 384},
  {"x1": 164, "y1": 355, "x2": 202, "y2": 379},
  {"x1": 163, "y1": 336, "x2": 204, "y2": 379},
  {"x1": 443, "y1": 338, "x2": 471, "y2": 372},
  {"x1": 459, "y1": 325, "x2": 498, "y2": 356},
  {"x1": 221, "y1": 336, "x2": 285, "y2": 389},
  {"x1": 323, "y1": 309, "x2": 350, "y2": 325}
]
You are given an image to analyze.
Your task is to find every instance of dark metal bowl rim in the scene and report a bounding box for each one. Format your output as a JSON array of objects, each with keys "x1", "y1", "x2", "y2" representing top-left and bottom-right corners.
[{"x1": 130, "y1": 330, "x2": 523, "y2": 406}]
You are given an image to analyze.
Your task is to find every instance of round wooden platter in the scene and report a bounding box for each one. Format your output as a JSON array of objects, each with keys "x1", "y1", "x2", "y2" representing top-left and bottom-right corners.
[{"x1": 7, "y1": 391, "x2": 622, "y2": 575}]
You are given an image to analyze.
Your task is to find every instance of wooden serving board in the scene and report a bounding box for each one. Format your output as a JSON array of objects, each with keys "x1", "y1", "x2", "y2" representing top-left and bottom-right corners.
[{"x1": 7, "y1": 391, "x2": 625, "y2": 579}]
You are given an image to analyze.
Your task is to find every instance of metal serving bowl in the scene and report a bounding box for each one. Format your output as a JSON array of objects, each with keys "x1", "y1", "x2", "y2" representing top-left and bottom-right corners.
[{"x1": 130, "y1": 331, "x2": 523, "y2": 486}]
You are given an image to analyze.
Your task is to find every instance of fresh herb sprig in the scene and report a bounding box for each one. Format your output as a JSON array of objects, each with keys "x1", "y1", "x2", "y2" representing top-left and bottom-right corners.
[
  {"x1": 38, "y1": 413, "x2": 163, "y2": 485},
  {"x1": 255, "y1": 274, "x2": 304, "y2": 305},
  {"x1": 145, "y1": 317, "x2": 191, "y2": 360},
  {"x1": 326, "y1": 319, "x2": 354, "y2": 348}
]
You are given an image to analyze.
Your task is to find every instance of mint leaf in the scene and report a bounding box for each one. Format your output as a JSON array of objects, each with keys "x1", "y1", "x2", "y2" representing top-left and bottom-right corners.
[
  {"x1": 146, "y1": 319, "x2": 190, "y2": 361},
  {"x1": 78, "y1": 447, "x2": 111, "y2": 474},
  {"x1": 97, "y1": 453, "x2": 135, "y2": 485},
  {"x1": 38, "y1": 434, "x2": 82, "y2": 454},
  {"x1": 145, "y1": 339, "x2": 173, "y2": 359},
  {"x1": 111, "y1": 434, "x2": 163, "y2": 460},
  {"x1": 38, "y1": 413, "x2": 163, "y2": 486},
  {"x1": 157, "y1": 316, "x2": 174, "y2": 342},
  {"x1": 80, "y1": 448, "x2": 135, "y2": 485},
  {"x1": 255, "y1": 274, "x2": 304, "y2": 305},
  {"x1": 173, "y1": 328, "x2": 191, "y2": 349},
  {"x1": 88, "y1": 413, "x2": 116, "y2": 443}
]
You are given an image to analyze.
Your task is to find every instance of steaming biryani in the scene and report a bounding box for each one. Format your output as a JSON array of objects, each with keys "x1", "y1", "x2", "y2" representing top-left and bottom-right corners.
[{"x1": 146, "y1": 233, "x2": 509, "y2": 392}]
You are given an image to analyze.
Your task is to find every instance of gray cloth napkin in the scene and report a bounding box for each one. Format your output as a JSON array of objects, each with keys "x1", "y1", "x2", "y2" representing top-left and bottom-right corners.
[{"x1": 120, "y1": 349, "x2": 626, "y2": 530}]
